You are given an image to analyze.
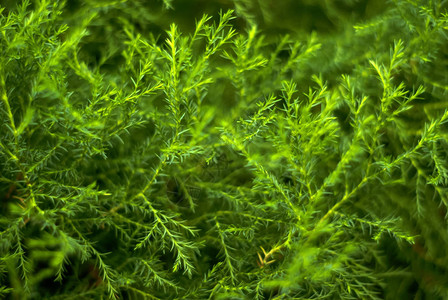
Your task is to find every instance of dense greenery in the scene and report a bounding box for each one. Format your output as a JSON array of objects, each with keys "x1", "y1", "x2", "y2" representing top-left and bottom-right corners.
[{"x1": 1, "y1": 0, "x2": 447, "y2": 299}]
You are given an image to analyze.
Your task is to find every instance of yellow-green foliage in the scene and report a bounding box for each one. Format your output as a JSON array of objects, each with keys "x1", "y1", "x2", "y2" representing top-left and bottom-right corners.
[{"x1": 1, "y1": 0, "x2": 447, "y2": 299}]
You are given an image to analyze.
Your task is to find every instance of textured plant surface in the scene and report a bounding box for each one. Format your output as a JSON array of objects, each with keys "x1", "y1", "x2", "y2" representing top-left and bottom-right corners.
[{"x1": 1, "y1": 0, "x2": 448, "y2": 299}]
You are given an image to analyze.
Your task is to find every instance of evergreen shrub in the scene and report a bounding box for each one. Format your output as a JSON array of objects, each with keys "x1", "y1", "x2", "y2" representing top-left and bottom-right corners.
[{"x1": 1, "y1": 0, "x2": 448, "y2": 299}]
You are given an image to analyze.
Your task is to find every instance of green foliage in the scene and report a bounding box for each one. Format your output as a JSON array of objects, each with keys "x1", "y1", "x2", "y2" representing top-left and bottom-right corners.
[{"x1": 1, "y1": 0, "x2": 448, "y2": 299}]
